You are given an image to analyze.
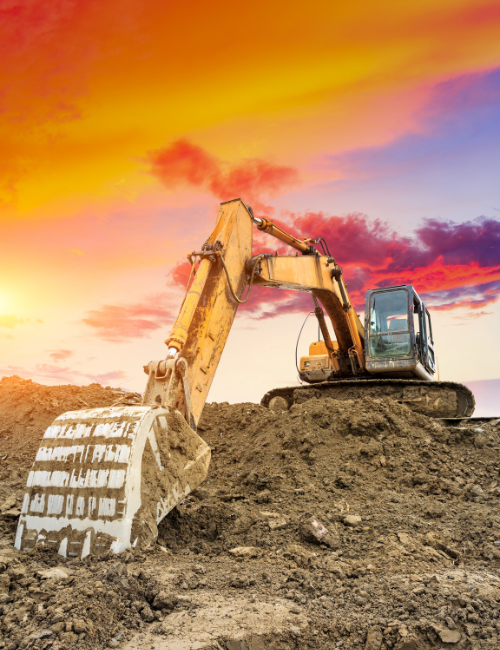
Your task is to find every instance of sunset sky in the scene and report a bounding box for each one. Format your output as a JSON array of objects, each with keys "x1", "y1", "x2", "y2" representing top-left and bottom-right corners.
[{"x1": 1, "y1": 0, "x2": 500, "y2": 414}]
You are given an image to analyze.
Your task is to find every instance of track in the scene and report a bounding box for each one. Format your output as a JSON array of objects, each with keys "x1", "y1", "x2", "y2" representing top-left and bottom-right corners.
[{"x1": 261, "y1": 378, "x2": 476, "y2": 418}]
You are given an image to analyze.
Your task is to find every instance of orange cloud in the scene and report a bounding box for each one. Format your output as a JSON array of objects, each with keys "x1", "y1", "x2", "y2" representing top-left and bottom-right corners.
[{"x1": 147, "y1": 140, "x2": 299, "y2": 212}]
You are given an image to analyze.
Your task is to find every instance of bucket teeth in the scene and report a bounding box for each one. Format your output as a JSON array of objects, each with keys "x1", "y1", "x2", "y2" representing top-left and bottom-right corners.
[{"x1": 15, "y1": 405, "x2": 211, "y2": 558}]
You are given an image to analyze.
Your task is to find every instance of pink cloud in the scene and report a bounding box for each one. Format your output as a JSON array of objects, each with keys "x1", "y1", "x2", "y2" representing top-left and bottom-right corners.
[
  {"x1": 82, "y1": 297, "x2": 174, "y2": 342},
  {"x1": 164, "y1": 211, "x2": 500, "y2": 321},
  {"x1": 0, "y1": 364, "x2": 128, "y2": 386},
  {"x1": 47, "y1": 349, "x2": 74, "y2": 362}
]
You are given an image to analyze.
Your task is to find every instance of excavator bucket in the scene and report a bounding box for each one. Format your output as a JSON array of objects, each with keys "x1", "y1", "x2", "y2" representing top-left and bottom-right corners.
[{"x1": 15, "y1": 405, "x2": 210, "y2": 558}]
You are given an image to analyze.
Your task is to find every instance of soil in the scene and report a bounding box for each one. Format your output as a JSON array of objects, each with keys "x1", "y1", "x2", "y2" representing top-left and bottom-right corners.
[{"x1": 0, "y1": 375, "x2": 500, "y2": 650}]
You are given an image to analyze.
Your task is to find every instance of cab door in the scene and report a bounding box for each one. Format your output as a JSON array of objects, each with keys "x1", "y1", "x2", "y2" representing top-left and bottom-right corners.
[
  {"x1": 412, "y1": 294, "x2": 424, "y2": 364},
  {"x1": 424, "y1": 308, "x2": 437, "y2": 374}
]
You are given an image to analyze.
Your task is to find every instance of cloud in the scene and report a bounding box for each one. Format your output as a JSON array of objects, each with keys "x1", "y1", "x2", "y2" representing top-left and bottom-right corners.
[
  {"x1": 415, "y1": 218, "x2": 500, "y2": 268},
  {"x1": 311, "y1": 67, "x2": 500, "y2": 219},
  {"x1": 0, "y1": 364, "x2": 128, "y2": 386},
  {"x1": 0, "y1": 315, "x2": 43, "y2": 329},
  {"x1": 321, "y1": 67, "x2": 500, "y2": 180},
  {"x1": 82, "y1": 296, "x2": 174, "y2": 342},
  {"x1": 165, "y1": 210, "x2": 500, "y2": 321},
  {"x1": 451, "y1": 310, "x2": 494, "y2": 324},
  {"x1": 421, "y1": 279, "x2": 500, "y2": 311},
  {"x1": 0, "y1": 315, "x2": 24, "y2": 329},
  {"x1": 47, "y1": 349, "x2": 74, "y2": 362},
  {"x1": 146, "y1": 140, "x2": 299, "y2": 213}
]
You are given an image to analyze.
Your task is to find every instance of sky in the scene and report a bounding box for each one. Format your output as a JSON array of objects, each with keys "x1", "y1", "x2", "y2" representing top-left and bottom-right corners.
[{"x1": 1, "y1": 0, "x2": 500, "y2": 415}]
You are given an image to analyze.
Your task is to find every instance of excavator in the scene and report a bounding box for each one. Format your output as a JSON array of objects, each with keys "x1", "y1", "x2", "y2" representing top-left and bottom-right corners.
[{"x1": 15, "y1": 199, "x2": 475, "y2": 559}]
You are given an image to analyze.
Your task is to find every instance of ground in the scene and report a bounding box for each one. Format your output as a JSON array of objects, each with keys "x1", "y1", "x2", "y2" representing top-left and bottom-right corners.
[{"x1": 0, "y1": 375, "x2": 499, "y2": 650}]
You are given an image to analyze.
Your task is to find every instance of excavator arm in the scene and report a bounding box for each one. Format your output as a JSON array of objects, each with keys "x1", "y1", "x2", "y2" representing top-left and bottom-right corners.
[
  {"x1": 144, "y1": 199, "x2": 365, "y2": 429},
  {"x1": 251, "y1": 253, "x2": 365, "y2": 375}
]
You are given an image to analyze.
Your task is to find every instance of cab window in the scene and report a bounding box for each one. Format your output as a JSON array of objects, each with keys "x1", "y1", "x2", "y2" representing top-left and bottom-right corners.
[
  {"x1": 369, "y1": 290, "x2": 409, "y2": 334},
  {"x1": 369, "y1": 289, "x2": 411, "y2": 358}
]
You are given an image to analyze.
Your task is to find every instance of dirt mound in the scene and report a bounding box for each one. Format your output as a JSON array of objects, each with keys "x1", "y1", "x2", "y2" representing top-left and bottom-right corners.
[
  {"x1": 0, "y1": 376, "x2": 130, "y2": 482},
  {"x1": 0, "y1": 377, "x2": 499, "y2": 649},
  {"x1": 164, "y1": 397, "x2": 500, "y2": 564}
]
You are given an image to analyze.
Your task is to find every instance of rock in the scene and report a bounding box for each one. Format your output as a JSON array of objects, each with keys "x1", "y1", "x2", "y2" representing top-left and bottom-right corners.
[
  {"x1": 0, "y1": 495, "x2": 17, "y2": 514},
  {"x1": 299, "y1": 516, "x2": 340, "y2": 547},
  {"x1": 72, "y1": 619, "x2": 87, "y2": 634},
  {"x1": 360, "y1": 441, "x2": 382, "y2": 458},
  {"x1": 424, "y1": 504, "x2": 444, "y2": 518},
  {"x1": 2, "y1": 507, "x2": 21, "y2": 518},
  {"x1": 8, "y1": 565, "x2": 26, "y2": 579},
  {"x1": 343, "y1": 515, "x2": 362, "y2": 527},
  {"x1": 365, "y1": 626, "x2": 383, "y2": 650},
  {"x1": 324, "y1": 559, "x2": 345, "y2": 580},
  {"x1": 38, "y1": 567, "x2": 69, "y2": 581},
  {"x1": 434, "y1": 627, "x2": 461, "y2": 644},
  {"x1": 141, "y1": 604, "x2": 155, "y2": 622},
  {"x1": 30, "y1": 630, "x2": 53, "y2": 641},
  {"x1": 226, "y1": 633, "x2": 264, "y2": 650},
  {"x1": 268, "y1": 517, "x2": 288, "y2": 531},
  {"x1": 429, "y1": 622, "x2": 460, "y2": 644},
  {"x1": 397, "y1": 641, "x2": 419, "y2": 650},
  {"x1": 0, "y1": 555, "x2": 11, "y2": 572},
  {"x1": 51, "y1": 622, "x2": 65, "y2": 634},
  {"x1": 474, "y1": 433, "x2": 487, "y2": 448},
  {"x1": 0, "y1": 574, "x2": 10, "y2": 594},
  {"x1": 255, "y1": 489, "x2": 271, "y2": 503},
  {"x1": 228, "y1": 547, "x2": 261, "y2": 558},
  {"x1": 283, "y1": 544, "x2": 314, "y2": 567},
  {"x1": 59, "y1": 632, "x2": 78, "y2": 644},
  {"x1": 105, "y1": 562, "x2": 128, "y2": 581},
  {"x1": 152, "y1": 590, "x2": 178, "y2": 610},
  {"x1": 469, "y1": 485, "x2": 484, "y2": 497}
]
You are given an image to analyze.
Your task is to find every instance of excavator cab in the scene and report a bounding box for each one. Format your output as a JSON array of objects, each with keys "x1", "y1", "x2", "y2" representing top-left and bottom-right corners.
[
  {"x1": 364, "y1": 285, "x2": 438, "y2": 380},
  {"x1": 301, "y1": 284, "x2": 438, "y2": 383}
]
